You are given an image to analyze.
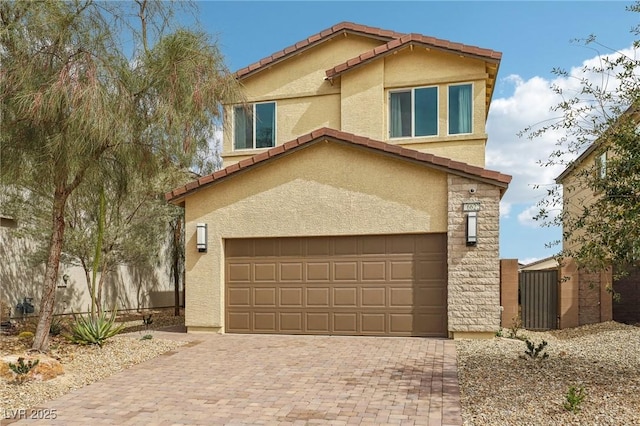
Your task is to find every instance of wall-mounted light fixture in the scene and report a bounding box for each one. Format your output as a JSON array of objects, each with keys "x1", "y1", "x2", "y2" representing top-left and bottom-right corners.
[
  {"x1": 196, "y1": 223, "x2": 208, "y2": 252},
  {"x1": 466, "y1": 212, "x2": 477, "y2": 246}
]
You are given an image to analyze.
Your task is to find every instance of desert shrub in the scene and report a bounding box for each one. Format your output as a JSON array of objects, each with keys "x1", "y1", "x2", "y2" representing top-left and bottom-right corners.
[
  {"x1": 564, "y1": 385, "x2": 587, "y2": 413},
  {"x1": 67, "y1": 311, "x2": 124, "y2": 347}
]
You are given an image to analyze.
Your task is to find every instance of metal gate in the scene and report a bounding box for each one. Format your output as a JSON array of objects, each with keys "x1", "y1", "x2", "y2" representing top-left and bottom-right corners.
[{"x1": 520, "y1": 270, "x2": 558, "y2": 330}]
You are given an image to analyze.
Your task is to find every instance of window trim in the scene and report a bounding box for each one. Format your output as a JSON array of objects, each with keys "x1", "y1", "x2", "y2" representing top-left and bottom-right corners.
[
  {"x1": 388, "y1": 86, "x2": 439, "y2": 139},
  {"x1": 447, "y1": 82, "x2": 474, "y2": 136},
  {"x1": 233, "y1": 101, "x2": 277, "y2": 151}
]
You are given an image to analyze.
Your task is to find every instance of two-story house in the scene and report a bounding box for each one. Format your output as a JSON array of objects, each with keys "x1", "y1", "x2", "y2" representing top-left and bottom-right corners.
[
  {"x1": 166, "y1": 22, "x2": 511, "y2": 338},
  {"x1": 555, "y1": 108, "x2": 640, "y2": 327}
]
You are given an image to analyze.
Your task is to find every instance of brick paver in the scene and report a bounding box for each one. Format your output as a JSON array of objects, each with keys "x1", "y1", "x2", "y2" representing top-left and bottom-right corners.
[{"x1": 6, "y1": 329, "x2": 462, "y2": 425}]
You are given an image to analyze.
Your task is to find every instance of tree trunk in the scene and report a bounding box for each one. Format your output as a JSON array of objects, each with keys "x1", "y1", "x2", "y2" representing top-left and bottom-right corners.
[{"x1": 32, "y1": 187, "x2": 69, "y2": 351}]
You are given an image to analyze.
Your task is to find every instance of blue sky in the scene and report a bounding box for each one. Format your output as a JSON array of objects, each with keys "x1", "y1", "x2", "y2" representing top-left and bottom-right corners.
[{"x1": 188, "y1": 1, "x2": 639, "y2": 262}]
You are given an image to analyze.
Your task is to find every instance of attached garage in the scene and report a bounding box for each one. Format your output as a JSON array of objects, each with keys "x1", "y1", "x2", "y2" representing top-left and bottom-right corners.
[{"x1": 225, "y1": 234, "x2": 447, "y2": 337}]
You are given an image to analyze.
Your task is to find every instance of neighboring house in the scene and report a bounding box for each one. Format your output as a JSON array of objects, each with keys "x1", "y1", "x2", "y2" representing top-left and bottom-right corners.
[
  {"x1": 519, "y1": 257, "x2": 558, "y2": 272},
  {"x1": 166, "y1": 22, "x2": 512, "y2": 338},
  {"x1": 556, "y1": 111, "x2": 640, "y2": 327}
]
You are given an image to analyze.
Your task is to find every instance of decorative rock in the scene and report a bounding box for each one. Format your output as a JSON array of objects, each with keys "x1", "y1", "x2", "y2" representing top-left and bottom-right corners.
[{"x1": 0, "y1": 355, "x2": 64, "y2": 381}]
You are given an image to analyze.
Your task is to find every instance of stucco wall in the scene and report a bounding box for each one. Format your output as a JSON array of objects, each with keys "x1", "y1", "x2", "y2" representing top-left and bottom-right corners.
[
  {"x1": 223, "y1": 37, "x2": 491, "y2": 169},
  {"x1": 183, "y1": 140, "x2": 449, "y2": 332},
  {"x1": 0, "y1": 226, "x2": 181, "y2": 318},
  {"x1": 447, "y1": 175, "x2": 501, "y2": 336}
]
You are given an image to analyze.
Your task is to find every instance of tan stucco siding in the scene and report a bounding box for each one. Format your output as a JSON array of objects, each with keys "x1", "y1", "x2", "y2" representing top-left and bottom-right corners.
[
  {"x1": 222, "y1": 94, "x2": 341, "y2": 165},
  {"x1": 239, "y1": 36, "x2": 382, "y2": 101},
  {"x1": 183, "y1": 141, "x2": 448, "y2": 331},
  {"x1": 397, "y1": 139, "x2": 486, "y2": 168},
  {"x1": 340, "y1": 61, "x2": 385, "y2": 140},
  {"x1": 560, "y1": 153, "x2": 599, "y2": 253}
]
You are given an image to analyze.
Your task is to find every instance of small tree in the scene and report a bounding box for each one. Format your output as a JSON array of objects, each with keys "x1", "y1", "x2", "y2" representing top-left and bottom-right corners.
[
  {"x1": 524, "y1": 3, "x2": 640, "y2": 279},
  {"x1": 0, "y1": 0, "x2": 241, "y2": 350}
]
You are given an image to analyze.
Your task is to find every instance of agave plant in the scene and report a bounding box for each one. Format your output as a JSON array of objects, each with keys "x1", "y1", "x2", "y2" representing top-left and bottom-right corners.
[{"x1": 67, "y1": 311, "x2": 124, "y2": 346}]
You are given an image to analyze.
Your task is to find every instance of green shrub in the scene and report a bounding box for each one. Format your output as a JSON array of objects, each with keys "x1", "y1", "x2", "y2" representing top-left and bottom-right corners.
[
  {"x1": 49, "y1": 316, "x2": 65, "y2": 336},
  {"x1": 140, "y1": 334, "x2": 153, "y2": 340},
  {"x1": 564, "y1": 385, "x2": 587, "y2": 413},
  {"x1": 8, "y1": 357, "x2": 39, "y2": 382},
  {"x1": 67, "y1": 311, "x2": 124, "y2": 346},
  {"x1": 17, "y1": 331, "x2": 34, "y2": 345},
  {"x1": 523, "y1": 339, "x2": 549, "y2": 360}
]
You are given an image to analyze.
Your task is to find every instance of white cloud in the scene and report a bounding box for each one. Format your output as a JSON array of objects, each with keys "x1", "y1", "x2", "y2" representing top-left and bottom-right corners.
[
  {"x1": 499, "y1": 201, "x2": 512, "y2": 218},
  {"x1": 486, "y1": 45, "x2": 638, "y2": 210},
  {"x1": 517, "y1": 205, "x2": 541, "y2": 227}
]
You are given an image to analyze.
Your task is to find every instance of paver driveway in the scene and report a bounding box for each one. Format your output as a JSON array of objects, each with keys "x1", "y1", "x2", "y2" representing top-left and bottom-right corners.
[{"x1": 9, "y1": 329, "x2": 462, "y2": 425}]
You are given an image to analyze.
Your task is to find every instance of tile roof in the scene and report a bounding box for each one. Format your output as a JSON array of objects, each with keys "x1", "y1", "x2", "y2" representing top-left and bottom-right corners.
[
  {"x1": 325, "y1": 33, "x2": 502, "y2": 80},
  {"x1": 165, "y1": 128, "x2": 512, "y2": 203},
  {"x1": 235, "y1": 22, "x2": 404, "y2": 80}
]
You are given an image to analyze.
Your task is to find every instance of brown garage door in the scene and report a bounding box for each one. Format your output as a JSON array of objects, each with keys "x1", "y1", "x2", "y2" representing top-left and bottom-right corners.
[{"x1": 225, "y1": 234, "x2": 447, "y2": 337}]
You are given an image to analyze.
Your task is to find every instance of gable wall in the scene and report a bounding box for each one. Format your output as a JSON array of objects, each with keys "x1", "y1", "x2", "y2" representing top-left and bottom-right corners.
[
  {"x1": 183, "y1": 141, "x2": 448, "y2": 331},
  {"x1": 223, "y1": 38, "x2": 491, "y2": 168}
]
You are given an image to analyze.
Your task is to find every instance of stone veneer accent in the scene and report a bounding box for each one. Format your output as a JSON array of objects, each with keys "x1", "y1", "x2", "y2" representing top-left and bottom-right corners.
[{"x1": 447, "y1": 175, "x2": 501, "y2": 335}]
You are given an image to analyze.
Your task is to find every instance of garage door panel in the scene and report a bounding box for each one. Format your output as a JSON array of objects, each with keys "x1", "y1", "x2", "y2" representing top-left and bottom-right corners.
[
  {"x1": 389, "y1": 313, "x2": 413, "y2": 333},
  {"x1": 227, "y1": 288, "x2": 251, "y2": 307},
  {"x1": 279, "y1": 288, "x2": 303, "y2": 306},
  {"x1": 228, "y1": 264, "x2": 251, "y2": 282},
  {"x1": 307, "y1": 288, "x2": 330, "y2": 306},
  {"x1": 227, "y1": 312, "x2": 251, "y2": 331},
  {"x1": 334, "y1": 287, "x2": 357, "y2": 307},
  {"x1": 333, "y1": 313, "x2": 357, "y2": 333},
  {"x1": 226, "y1": 234, "x2": 447, "y2": 337},
  {"x1": 334, "y1": 262, "x2": 358, "y2": 281},
  {"x1": 415, "y1": 286, "x2": 447, "y2": 307},
  {"x1": 280, "y1": 263, "x2": 303, "y2": 281},
  {"x1": 306, "y1": 312, "x2": 330, "y2": 332},
  {"x1": 416, "y1": 260, "x2": 447, "y2": 280},
  {"x1": 254, "y1": 312, "x2": 276, "y2": 331},
  {"x1": 361, "y1": 313, "x2": 385, "y2": 334},
  {"x1": 307, "y1": 238, "x2": 331, "y2": 256},
  {"x1": 254, "y1": 288, "x2": 276, "y2": 306},
  {"x1": 307, "y1": 262, "x2": 330, "y2": 281},
  {"x1": 255, "y1": 239, "x2": 277, "y2": 257},
  {"x1": 254, "y1": 263, "x2": 276, "y2": 281},
  {"x1": 361, "y1": 287, "x2": 386, "y2": 307},
  {"x1": 362, "y1": 236, "x2": 386, "y2": 254},
  {"x1": 362, "y1": 261, "x2": 386, "y2": 281},
  {"x1": 280, "y1": 238, "x2": 303, "y2": 256},
  {"x1": 390, "y1": 261, "x2": 413, "y2": 281},
  {"x1": 389, "y1": 287, "x2": 412, "y2": 307},
  {"x1": 280, "y1": 313, "x2": 303, "y2": 332},
  {"x1": 334, "y1": 237, "x2": 358, "y2": 255}
]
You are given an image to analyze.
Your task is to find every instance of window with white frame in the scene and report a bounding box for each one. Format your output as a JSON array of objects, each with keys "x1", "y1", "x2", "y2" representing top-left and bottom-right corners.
[
  {"x1": 448, "y1": 84, "x2": 472, "y2": 135},
  {"x1": 389, "y1": 87, "x2": 438, "y2": 138},
  {"x1": 234, "y1": 102, "x2": 276, "y2": 150}
]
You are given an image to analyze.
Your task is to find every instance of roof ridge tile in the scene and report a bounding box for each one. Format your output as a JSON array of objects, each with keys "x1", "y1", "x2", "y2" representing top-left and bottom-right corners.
[{"x1": 166, "y1": 128, "x2": 511, "y2": 202}]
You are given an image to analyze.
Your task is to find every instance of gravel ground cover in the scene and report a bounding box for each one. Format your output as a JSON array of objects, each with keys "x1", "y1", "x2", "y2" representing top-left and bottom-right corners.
[
  {"x1": 0, "y1": 335, "x2": 186, "y2": 414},
  {"x1": 456, "y1": 321, "x2": 640, "y2": 426}
]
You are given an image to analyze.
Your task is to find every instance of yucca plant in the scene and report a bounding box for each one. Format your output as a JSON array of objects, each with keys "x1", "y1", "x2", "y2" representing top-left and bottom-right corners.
[{"x1": 67, "y1": 311, "x2": 124, "y2": 346}]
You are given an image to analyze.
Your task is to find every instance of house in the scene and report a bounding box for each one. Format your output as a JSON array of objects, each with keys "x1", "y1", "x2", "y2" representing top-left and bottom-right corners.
[
  {"x1": 166, "y1": 22, "x2": 512, "y2": 338},
  {"x1": 555, "y1": 109, "x2": 640, "y2": 327}
]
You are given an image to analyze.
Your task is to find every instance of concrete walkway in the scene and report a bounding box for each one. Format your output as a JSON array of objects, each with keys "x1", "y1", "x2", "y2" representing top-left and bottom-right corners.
[{"x1": 9, "y1": 328, "x2": 463, "y2": 425}]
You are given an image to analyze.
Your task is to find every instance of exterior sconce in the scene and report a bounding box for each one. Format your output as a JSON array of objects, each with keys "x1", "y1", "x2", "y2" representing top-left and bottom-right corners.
[
  {"x1": 58, "y1": 273, "x2": 69, "y2": 288},
  {"x1": 466, "y1": 212, "x2": 477, "y2": 246},
  {"x1": 196, "y1": 223, "x2": 208, "y2": 252}
]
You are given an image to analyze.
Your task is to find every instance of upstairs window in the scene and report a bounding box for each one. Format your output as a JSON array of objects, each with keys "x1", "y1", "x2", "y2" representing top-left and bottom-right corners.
[
  {"x1": 448, "y1": 84, "x2": 472, "y2": 135},
  {"x1": 234, "y1": 102, "x2": 276, "y2": 150},
  {"x1": 389, "y1": 87, "x2": 438, "y2": 138}
]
